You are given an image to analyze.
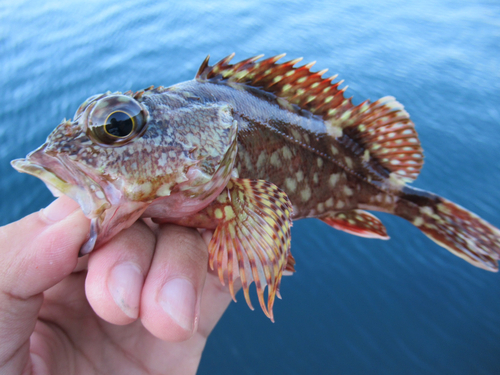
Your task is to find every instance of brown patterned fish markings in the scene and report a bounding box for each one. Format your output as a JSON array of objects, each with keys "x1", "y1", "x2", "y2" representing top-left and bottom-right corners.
[{"x1": 12, "y1": 54, "x2": 500, "y2": 321}]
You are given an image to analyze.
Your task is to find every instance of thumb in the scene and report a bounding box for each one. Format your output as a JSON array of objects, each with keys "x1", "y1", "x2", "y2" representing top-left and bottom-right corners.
[{"x1": 0, "y1": 196, "x2": 89, "y2": 372}]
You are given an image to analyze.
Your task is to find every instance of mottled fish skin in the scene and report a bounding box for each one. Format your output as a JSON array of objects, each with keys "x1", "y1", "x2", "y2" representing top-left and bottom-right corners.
[
  {"x1": 11, "y1": 54, "x2": 500, "y2": 320},
  {"x1": 165, "y1": 79, "x2": 399, "y2": 219},
  {"x1": 13, "y1": 87, "x2": 239, "y2": 252}
]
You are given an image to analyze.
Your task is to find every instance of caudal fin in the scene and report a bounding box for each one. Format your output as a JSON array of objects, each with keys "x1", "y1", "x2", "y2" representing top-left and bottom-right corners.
[{"x1": 399, "y1": 188, "x2": 500, "y2": 271}]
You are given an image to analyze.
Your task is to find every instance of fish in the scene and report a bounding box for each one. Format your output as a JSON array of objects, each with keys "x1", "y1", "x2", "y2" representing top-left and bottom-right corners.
[{"x1": 12, "y1": 53, "x2": 500, "y2": 321}]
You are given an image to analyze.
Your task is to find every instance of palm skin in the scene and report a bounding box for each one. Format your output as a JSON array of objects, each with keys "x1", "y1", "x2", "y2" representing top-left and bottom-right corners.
[{"x1": 0, "y1": 196, "x2": 237, "y2": 375}]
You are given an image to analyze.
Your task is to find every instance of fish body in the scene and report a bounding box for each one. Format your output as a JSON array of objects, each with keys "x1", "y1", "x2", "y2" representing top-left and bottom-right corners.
[{"x1": 12, "y1": 54, "x2": 500, "y2": 320}]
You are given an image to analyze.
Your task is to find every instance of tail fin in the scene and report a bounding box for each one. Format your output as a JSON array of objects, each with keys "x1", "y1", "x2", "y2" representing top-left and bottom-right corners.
[{"x1": 397, "y1": 187, "x2": 500, "y2": 271}]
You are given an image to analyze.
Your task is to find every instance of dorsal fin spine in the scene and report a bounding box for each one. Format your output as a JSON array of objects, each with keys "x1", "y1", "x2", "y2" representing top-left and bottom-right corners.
[{"x1": 305, "y1": 61, "x2": 316, "y2": 69}]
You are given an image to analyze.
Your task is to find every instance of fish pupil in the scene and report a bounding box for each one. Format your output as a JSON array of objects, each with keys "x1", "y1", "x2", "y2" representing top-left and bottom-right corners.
[{"x1": 105, "y1": 111, "x2": 134, "y2": 137}]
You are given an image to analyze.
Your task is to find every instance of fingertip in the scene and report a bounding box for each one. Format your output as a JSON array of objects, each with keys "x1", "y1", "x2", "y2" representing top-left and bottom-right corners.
[
  {"x1": 0, "y1": 196, "x2": 90, "y2": 368},
  {"x1": 140, "y1": 225, "x2": 207, "y2": 342},
  {"x1": 159, "y1": 278, "x2": 198, "y2": 333},
  {"x1": 86, "y1": 260, "x2": 144, "y2": 325},
  {"x1": 141, "y1": 279, "x2": 200, "y2": 342},
  {"x1": 0, "y1": 196, "x2": 90, "y2": 298},
  {"x1": 86, "y1": 221, "x2": 155, "y2": 325},
  {"x1": 107, "y1": 261, "x2": 143, "y2": 319}
]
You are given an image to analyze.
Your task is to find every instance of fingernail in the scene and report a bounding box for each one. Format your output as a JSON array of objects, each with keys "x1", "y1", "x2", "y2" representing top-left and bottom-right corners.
[
  {"x1": 107, "y1": 262, "x2": 143, "y2": 319},
  {"x1": 159, "y1": 278, "x2": 197, "y2": 332},
  {"x1": 42, "y1": 197, "x2": 79, "y2": 222}
]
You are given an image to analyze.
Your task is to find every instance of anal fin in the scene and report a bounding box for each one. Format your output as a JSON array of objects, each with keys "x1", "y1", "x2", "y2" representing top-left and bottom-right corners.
[
  {"x1": 206, "y1": 178, "x2": 293, "y2": 321},
  {"x1": 320, "y1": 210, "x2": 389, "y2": 239}
]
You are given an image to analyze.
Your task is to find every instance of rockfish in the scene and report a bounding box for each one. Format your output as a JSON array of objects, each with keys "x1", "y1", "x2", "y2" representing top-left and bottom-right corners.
[{"x1": 12, "y1": 54, "x2": 500, "y2": 321}]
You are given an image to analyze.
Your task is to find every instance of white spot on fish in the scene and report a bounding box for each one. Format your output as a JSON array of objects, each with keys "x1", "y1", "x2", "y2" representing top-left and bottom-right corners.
[
  {"x1": 301, "y1": 185, "x2": 311, "y2": 202},
  {"x1": 256, "y1": 151, "x2": 267, "y2": 170},
  {"x1": 362, "y1": 150, "x2": 370, "y2": 163},
  {"x1": 345, "y1": 157, "x2": 353, "y2": 169},
  {"x1": 243, "y1": 151, "x2": 253, "y2": 171},
  {"x1": 327, "y1": 123, "x2": 343, "y2": 138},
  {"x1": 157, "y1": 184, "x2": 171, "y2": 197},
  {"x1": 296, "y1": 170, "x2": 304, "y2": 182},
  {"x1": 270, "y1": 151, "x2": 281, "y2": 167},
  {"x1": 285, "y1": 177, "x2": 297, "y2": 193},
  {"x1": 329, "y1": 173, "x2": 340, "y2": 187},
  {"x1": 325, "y1": 197, "x2": 334, "y2": 208},
  {"x1": 343, "y1": 186, "x2": 353, "y2": 196},
  {"x1": 420, "y1": 206, "x2": 434, "y2": 216},
  {"x1": 413, "y1": 217, "x2": 424, "y2": 227},
  {"x1": 140, "y1": 181, "x2": 152, "y2": 195},
  {"x1": 158, "y1": 153, "x2": 167, "y2": 167},
  {"x1": 282, "y1": 146, "x2": 293, "y2": 160}
]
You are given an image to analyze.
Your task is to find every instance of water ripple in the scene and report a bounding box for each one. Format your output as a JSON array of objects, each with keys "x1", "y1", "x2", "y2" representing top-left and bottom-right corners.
[{"x1": 2, "y1": 0, "x2": 500, "y2": 374}]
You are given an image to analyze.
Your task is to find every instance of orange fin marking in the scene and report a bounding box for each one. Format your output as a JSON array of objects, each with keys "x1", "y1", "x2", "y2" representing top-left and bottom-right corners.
[
  {"x1": 342, "y1": 97, "x2": 424, "y2": 182},
  {"x1": 207, "y1": 178, "x2": 293, "y2": 322},
  {"x1": 196, "y1": 53, "x2": 351, "y2": 118},
  {"x1": 320, "y1": 210, "x2": 389, "y2": 239},
  {"x1": 414, "y1": 198, "x2": 500, "y2": 271},
  {"x1": 196, "y1": 54, "x2": 424, "y2": 182}
]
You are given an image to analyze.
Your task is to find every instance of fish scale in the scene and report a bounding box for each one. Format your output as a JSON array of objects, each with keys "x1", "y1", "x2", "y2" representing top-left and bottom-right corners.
[{"x1": 11, "y1": 53, "x2": 500, "y2": 321}]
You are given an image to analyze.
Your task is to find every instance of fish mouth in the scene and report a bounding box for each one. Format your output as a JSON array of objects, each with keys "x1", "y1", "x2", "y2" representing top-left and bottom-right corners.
[{"x1": 11, "y1": 144, "x2": 110, "y2": 218}]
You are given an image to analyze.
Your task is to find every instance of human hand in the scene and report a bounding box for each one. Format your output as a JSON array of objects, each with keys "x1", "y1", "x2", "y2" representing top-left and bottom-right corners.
[{"x1": 0, "y1": 196, "x2": 237, "y2": 375}]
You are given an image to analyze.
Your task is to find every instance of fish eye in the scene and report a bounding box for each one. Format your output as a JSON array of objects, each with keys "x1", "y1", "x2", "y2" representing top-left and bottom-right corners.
[
  {"x1": 87, "y1": 95, "x2": 149, "y2": 146},
  {"x1": 104, "y1": 111, "x2": 135, "y2": 138}
]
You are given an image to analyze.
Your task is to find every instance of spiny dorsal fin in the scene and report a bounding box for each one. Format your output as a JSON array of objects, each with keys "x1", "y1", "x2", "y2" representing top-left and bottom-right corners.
[
  {"x1": 196, "y1": 53, "x2": 347, "y2": 117},
  {"x1": 196, "y1": 54, "x2": 424, "y2": 182}
]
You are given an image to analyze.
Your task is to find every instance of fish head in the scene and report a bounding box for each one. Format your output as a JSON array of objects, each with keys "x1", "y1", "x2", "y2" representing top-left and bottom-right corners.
[{"x1": 12, "y1": 88, "x2": 238, "y2": 254}]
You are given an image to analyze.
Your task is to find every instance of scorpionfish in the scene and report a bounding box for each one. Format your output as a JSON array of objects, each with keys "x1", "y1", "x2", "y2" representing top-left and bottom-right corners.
[{"x1": 12, "y1": 54, "x2": 500, "y2": 321}]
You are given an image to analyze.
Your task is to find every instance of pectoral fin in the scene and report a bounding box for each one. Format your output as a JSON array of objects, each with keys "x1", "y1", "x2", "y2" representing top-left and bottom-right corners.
[
  {"x1": 207, "y1": 178, "x2": 293, "y2": 321},
  {"x1": 320, "y1": 209, "x2": 389, "y2": 239}
]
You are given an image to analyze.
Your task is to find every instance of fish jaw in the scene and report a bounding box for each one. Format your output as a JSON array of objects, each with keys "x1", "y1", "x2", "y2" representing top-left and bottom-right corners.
[
  {"x1": 81, "y1": 199, "x2": 149, "y2": 255},
  {"x1": 11, "y1": 144, "x2": 150, "y2": 255},
  {"x1": 11, "y1": 144, "x2": 110, "y2": 218}
]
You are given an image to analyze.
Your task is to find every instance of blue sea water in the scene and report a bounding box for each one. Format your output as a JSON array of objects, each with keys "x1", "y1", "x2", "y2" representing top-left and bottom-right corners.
[{"x1": 1, "y1": 0, "x2": 499, "y2": 373}]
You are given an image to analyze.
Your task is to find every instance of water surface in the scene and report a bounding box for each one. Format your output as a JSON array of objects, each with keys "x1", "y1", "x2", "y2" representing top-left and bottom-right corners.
[{"x1": 1, "y1": 1, "x2": 499, "y2": 374}]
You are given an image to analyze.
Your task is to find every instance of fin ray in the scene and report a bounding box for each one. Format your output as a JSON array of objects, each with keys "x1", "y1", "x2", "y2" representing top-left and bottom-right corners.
[
  {"x1": 417, "y1": 198, "x2": 500, "y2": 271},
  {"x1": 320, "y1": 209, "x2": 389, "y2": 239},
  {"x1": 400, "y1": 189, "x2": 500, "y2": 271},
  {"x1": 206, "y1": 178, "x2": 293, "y2": 321}
]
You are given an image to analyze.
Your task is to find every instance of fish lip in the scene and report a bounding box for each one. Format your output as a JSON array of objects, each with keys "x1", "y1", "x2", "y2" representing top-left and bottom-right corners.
[{"x1": 11, "y1": 144, "x2": 110, "y2": 217}]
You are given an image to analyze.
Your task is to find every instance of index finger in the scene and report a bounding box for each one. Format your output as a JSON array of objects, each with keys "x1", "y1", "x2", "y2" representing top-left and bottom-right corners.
[{"x1": 0, "y1": 196, "x2": 89, "y2": 373}]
